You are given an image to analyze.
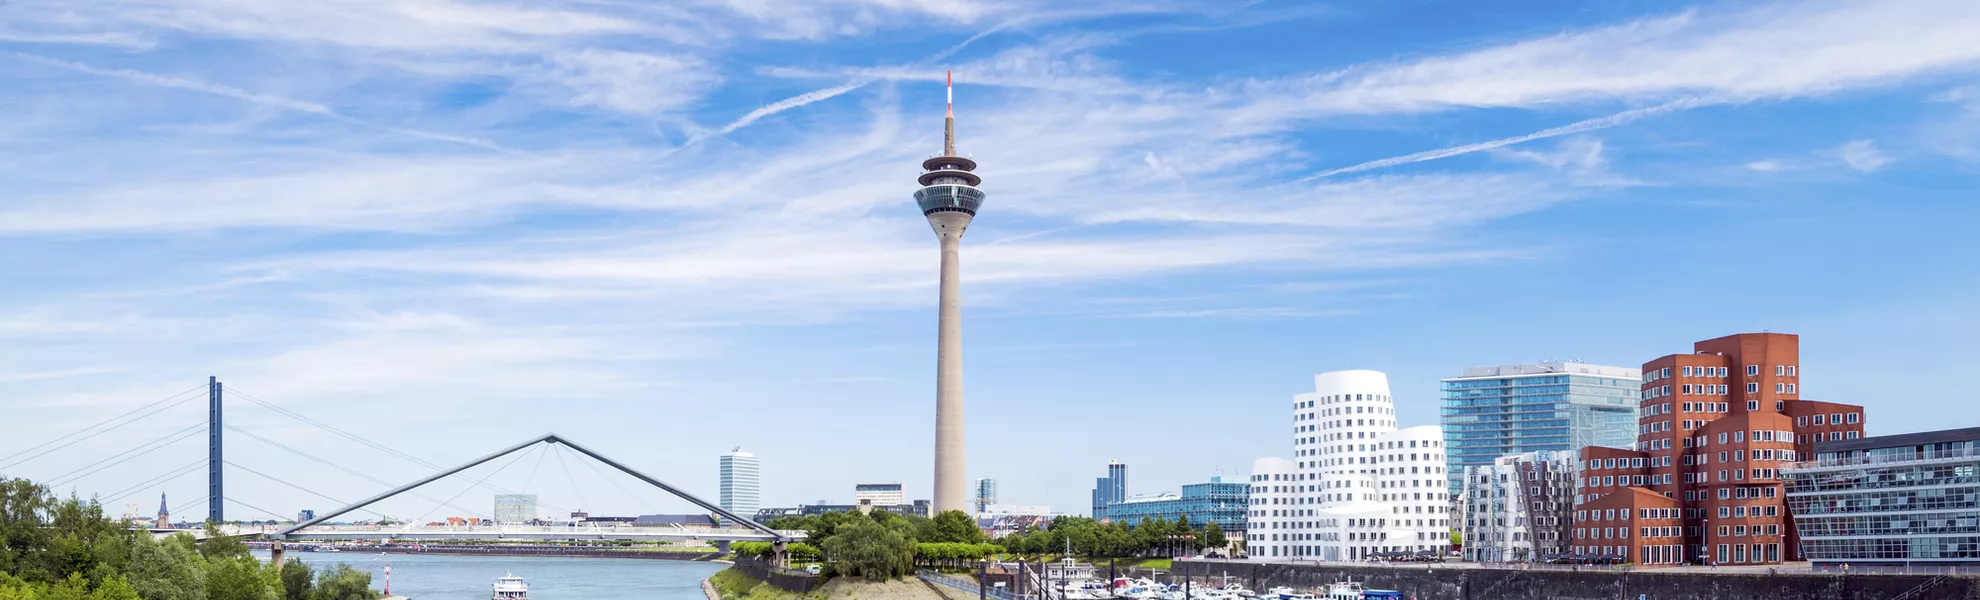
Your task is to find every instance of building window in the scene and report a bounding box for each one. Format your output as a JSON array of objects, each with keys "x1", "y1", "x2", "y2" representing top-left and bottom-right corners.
[
  {"x1": 1845, "y1": 431, "x2": 1858, "y2": 440},
  {"x1": 1813, "y1": 414, "x2": 1825, "y2": 425},
  {"x1": 1746, "y1": 365, "x2": 1759, "y2": 376},
  {"x1": 1775, "y1": 365, "x2": 1785, "y2": 376},
  {"x1": 1847, "y1": 413, "x2": 1860, "y2": 424},
  {"x1": 1747, "y1": 383, "x2": 1759, "y2": 394},
  {"x1": 1786, "y1": 384, "x2": 1797, "y2": 394},
  {"x1": 1747, "y1": 400, "x2": 1759, "y2": 411}
]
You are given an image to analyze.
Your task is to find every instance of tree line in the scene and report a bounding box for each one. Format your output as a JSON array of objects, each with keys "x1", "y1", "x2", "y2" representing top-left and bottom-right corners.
[
  {"x1": 0, "y1": 477, "x2": 376, "y2": 600},
  {"x1": 742, "y1": 509, "x2": 1233, "y2": 581}
]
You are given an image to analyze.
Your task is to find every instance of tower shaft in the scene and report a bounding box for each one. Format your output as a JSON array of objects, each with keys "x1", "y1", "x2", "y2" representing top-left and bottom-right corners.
[{"x1": 932, "y1": 225, "x2": 968, "y2": 514}]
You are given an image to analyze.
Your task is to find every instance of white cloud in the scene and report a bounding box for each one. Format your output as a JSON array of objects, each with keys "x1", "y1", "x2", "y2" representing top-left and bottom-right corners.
[
  {"x1": 1746, "y1": 160, "x2": 1785, "y2": 172},
  {"x1": 1270, "y1": 0, "x2": 1980, "y2": 117},
  {"x1": 1839, "y1": 139, "x2": 1893, "y2": 172},
  {"x1": 548, "y1": 49, "x2": 722, "y2": 114}
]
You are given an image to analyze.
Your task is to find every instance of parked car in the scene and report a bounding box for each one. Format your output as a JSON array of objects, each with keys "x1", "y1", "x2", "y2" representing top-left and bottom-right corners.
[{"x1": 805, "y1": 564, "x2": 822, "y2": 575}]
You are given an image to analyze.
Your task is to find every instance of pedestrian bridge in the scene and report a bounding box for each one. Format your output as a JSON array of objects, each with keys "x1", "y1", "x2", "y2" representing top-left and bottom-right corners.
[
  {"x1": 266, "y1": 433, "x2": 801, "y2": 544},
  {"x1": 284, "y1": 524, "x2": 804, "y2": 542}
]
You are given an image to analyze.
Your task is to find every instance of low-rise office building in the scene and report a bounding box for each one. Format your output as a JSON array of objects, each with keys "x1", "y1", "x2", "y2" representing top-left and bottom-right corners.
[
  {"x1": 1785, "y1": 426, "x2": 1980, "y2": 566},
  {"x1": 1104, "y1": 476, "x2": 1249, "y2": 535},
  {"x1": 1459, "y1": 450, "x2": 1577, "y2": 562}
]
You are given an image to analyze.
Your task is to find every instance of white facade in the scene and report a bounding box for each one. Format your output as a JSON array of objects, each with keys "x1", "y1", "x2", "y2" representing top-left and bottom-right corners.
[
  {"x1": 493, "y1": 494, "x2": 538, "y2": 524},
  {"x1": 719, "y1": 448, "x2": 761, "y2": 518},
  {"x1": 1248, "y1": 370, "x2": 1453, "y2": 561},
  {"x1": 1457, "y1": 450, "x2": 1578, "y2": 562},
  {"x1": 855, "y1": 483, "x2": 906, "y2": 507}
]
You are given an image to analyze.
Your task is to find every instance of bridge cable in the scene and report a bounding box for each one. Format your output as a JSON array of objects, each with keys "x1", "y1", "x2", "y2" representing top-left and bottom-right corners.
[
  {"x1": 225, "y1": 425, "x2": 493, "y2": 520},
  {"x1": 170, "y1": 495, "x2": 206, "y2": 519},
  {"x1": 519, "y1": 443, "x2": 550, "y2": 492},
  {"x1": 0, "y1": 388, "x2": 206, "y2": 471},
  {"x1": 102, "y1": 459, "x2": 204, "y2": 506},
  {"x1": 222, "y1": 460, "x2": 384, "y2": 518},
  {"x1": 43, "y1": 423, "x2": 206, "y2": 488},
  {"x1": 224, "y1": 388, "x2": 441, "y2": 469},
  {"x1": 570, "y1": 449, "x2": 669, "y2": 514},
  {"x1": 407, "y1": 442, "x2": 538, "y2": 529},
  {"x1": 224, "y1": 387, "x2": 571, "y2": 514},
  {"x1": 552, "y1": 444, "x2": 589, "y2": 512}
]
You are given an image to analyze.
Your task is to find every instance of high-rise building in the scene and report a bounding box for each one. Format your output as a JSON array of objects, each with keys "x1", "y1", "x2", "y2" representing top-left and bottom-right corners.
[
  {"x1": 1786, "y1": 426, "x2": 1980, "y2": 566},
  {"x1": 1247, "y1": 370, "x2": 1453, "y2": 561},
  {"x1": 1091, "y1": 461, "x2": 1127, "y2": 519},
  {"x1": 1441, "y1": 362, "x2": 1640, "y2": 496},
  {"x1": 974, "y1": 478, "x2": 997, "y2": 514},
  {"x1": 1458, "y1": 450, "x2": 1578, "y2": 562},
  {"x1": 1569, "y1": 332, "x2": 1866, "y2": 566},
  {"x1": 1103, "y1": 475, "x2": 1250, "y2": 537},
  {"x1": 493, "y1": 494, "x2": 538, "y2": 523},
  {"x1": 918, "y1": 71, "x2": 985, "y2": 515},
  {"x1": 297, "y1": 509, "x2": 316, "y2": 524},
  {"x1": 855, "y1": 483, "x2": 906, "y2": 508},
  {"x1": 719, "y1": 448, "x2": 761, "y2": 519}
]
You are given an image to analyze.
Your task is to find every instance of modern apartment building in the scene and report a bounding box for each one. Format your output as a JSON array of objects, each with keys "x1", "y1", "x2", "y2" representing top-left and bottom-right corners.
[
  {"x1": 1441, "y1": 362, "x2": 1640, "y2": 496},
  {"x1": 1104, "y1": 475, "x2": 1250, "y2": 535},
  {"x1": 1785, "y1": 426, "x2": 1980, "y2": 566},
  {"x1": 1458, "y1": 450, "x2": 1578, "y2": 562},
  {"x1": 1569, "y1": 333, "x2": 1866, "y2": 566},
  {"x1": 1247, "y1": 370, "x2": 1453, "y2": 561},
  {"x1": 493, "y1": 494, "x2": 538, "y2": 523},
  {"x1": 1092, "y1": 461, "x2": 1127, "y2": 519},
  {"x1": 855, "y1": 483, "x2": 906, "y2": 507},
  {"x1": 719, "y1": 448, "x2": 761, "y2": 519},
  {"x1": 975, "y1": 478, "x2": 998, "y2": 514}
]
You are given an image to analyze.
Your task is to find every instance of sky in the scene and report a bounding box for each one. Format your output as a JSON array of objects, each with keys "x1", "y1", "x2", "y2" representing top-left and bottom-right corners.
[{"x1": 3, "y1": 0, "x2": 1980, "y2": 523}]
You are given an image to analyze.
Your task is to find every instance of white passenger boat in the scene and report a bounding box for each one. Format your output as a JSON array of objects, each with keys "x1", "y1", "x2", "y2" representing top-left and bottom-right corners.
[
  {"x1": 492, "y1": 574, "x2": 527, "y2": 600},
  {"x1": 1322, "y1": 581, "x2": 1362, "y2": 600}
]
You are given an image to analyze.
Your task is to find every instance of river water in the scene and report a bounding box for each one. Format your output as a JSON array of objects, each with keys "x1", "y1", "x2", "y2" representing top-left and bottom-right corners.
[{"x1": 253, "y1": 551, "x2": 723, "y2": 600}]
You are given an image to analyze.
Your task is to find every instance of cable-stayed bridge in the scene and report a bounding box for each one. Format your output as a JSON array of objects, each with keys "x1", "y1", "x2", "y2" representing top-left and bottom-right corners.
[{"x1": 0, "y1": 377, "x2": 802, "y2": 550}]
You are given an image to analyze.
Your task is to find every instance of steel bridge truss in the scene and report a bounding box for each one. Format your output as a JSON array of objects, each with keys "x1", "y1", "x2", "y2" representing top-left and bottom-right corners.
[{"x1": 270, "y1": 433, "x2": 799, "y2": 543}]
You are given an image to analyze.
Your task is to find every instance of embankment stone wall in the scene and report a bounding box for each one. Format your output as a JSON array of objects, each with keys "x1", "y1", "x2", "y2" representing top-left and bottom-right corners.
[{"x1": 1166, "y1": 560, "x2": 1979, "y2": 600}]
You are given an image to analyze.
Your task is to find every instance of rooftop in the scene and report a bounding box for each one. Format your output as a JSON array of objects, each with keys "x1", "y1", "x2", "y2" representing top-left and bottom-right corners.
[{"x1": 1450, "y1": 362, "x2": 1641, "y2": 379}]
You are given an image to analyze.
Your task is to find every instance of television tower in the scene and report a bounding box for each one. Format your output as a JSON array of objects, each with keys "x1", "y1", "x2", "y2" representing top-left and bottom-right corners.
[{"x1": 915, "y1": 71, "x2": 984, "y2": 514}]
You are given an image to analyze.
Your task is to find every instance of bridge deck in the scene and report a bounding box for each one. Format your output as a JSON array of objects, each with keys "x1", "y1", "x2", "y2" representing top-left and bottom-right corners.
[{"x1": 275, "y1": 525, "x2": 805, "y2": 542}]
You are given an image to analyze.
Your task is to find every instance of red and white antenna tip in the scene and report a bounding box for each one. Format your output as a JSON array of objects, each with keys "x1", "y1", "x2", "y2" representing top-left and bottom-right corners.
[{"x1": 945, "y1": 70, "x2": 954, "y2": 116}]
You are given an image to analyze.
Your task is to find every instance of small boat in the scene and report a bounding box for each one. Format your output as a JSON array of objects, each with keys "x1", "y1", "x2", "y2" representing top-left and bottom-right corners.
[
  {"x1": 1322, "y1": 581, "x2": 1362, "y2": 600},
  {"x1": 492, "y1": 574, "x2": 527, "y2": 600},
  {"x1": 1267, "y1": 587, "x2": 1297, "y2": 600}
]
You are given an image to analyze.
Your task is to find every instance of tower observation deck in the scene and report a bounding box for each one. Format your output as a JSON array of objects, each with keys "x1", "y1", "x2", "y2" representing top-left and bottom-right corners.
[{"x1": 919, "y1": 71, "x2": 982, "y2": 515}]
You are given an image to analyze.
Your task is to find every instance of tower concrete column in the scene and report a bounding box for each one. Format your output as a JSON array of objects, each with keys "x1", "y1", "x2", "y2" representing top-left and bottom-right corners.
[{"x1": 933, "y1": 219, "x2": 968, "y2": 514}]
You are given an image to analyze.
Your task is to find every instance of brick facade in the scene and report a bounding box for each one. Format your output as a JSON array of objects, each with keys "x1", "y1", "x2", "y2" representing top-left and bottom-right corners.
[{"x1": 1572, "y1": 333, "x2": 1866, "y2": 566}]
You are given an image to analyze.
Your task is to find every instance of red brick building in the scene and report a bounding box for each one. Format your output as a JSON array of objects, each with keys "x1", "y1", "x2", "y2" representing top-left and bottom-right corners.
[{"x1": 1570, "y1": 333, "x2": 1866, "y2": 565}]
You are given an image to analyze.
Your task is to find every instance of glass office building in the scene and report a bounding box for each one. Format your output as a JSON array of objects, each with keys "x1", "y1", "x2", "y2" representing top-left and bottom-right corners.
[
  {"x1": 1104, "y1": 476, "x2": 1249, "y2": 534},
  {"x1": 1092, "y1": 461, "x2": 1127, "y2": 519},
  {"x1": 1441, "y1": 362, "x2": 1640, "y2": 496},
  {"x1": 719, "y1": 448, "x2": 761, "y2": 520},
  {"x1": 1786, "y1": 426, "x2": 1980, "y2": 565}
]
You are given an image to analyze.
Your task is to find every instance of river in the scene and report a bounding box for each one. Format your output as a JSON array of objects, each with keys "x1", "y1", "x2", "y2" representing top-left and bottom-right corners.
[{"x1": 253, "y1": 551, "x2": 724, "y2": 600}]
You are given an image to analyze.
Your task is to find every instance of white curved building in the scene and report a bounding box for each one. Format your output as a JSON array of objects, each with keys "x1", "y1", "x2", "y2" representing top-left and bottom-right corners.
[{"x1": 1247, "y1": 370, "x2": 1453, "y2": 561}]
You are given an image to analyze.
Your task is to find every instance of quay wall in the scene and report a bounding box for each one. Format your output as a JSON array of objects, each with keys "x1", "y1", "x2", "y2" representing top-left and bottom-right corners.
[{"x1": 1163, "y1": 560, "x2": 1978, "y2": 600}]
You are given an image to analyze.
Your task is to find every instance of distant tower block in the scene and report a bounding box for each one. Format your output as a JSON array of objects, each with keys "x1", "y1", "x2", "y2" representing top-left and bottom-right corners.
[{"x1": 915, "y1": 70, "x2": 985, "y2": 515}]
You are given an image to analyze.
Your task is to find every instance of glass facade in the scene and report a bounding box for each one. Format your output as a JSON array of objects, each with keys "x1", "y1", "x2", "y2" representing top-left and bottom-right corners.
[
  {"x1": 914, "y1": 184, "x2": 985, "y2": 215},
  {"x1": 1441, "y1": 364, "x2": 1639, "y2": 496},
  {"x1": 1786, "y1": 433, "x2": 1980, "y2": 564},
  {"x1": 719, "y1": 449, "x2": 761, "y2": 520},
  {"x1": 1092, "y1": 462, "x2": 1127, "y2": 519},
  {"x1": 1105, "y1": 476, "x2": 1249, "y2": 533}
]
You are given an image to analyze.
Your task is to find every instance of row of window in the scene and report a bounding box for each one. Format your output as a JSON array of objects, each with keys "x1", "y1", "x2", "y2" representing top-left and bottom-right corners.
[
  {"x1": 1296, "y1": 393, "x2": 1390, "y2": 409},
  {"x1": 1798, "y1": 412, "x2": 1860, "y2": 427}
]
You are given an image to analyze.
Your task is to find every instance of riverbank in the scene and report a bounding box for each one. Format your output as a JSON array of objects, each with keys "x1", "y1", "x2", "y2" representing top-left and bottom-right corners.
[{"x1": 707, "y1": 567, "x2": 971, "y2": 600}]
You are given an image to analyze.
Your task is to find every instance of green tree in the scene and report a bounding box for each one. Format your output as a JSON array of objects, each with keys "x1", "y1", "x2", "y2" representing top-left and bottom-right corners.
[
  {"x1": 278, "y1": 562, "x2": 313, "y2": 600},
  {"x1": 44, "y1": 573, "x2": 92, "y2": 600},
  {"x1": 927, "y1": 511, "x2": 983, "y2": 544},
  {"x1": 125, "y1": 533, "x2": 207, "y2": 600},
  {"x1": 1201, "y1": 522, "x2": 1226, "y2": 551},
  {"x1": 206, "y1": 556, "x2": 278, "y2": 600},
  {"x1": 821, "y1": 519, "x2": 914, "y2": 581},
  {"x1": 0, "y1": 478, "x2": 55, "y2": 581},
  {"x1": 196, "y1": 526, "x2": 248, "y2": 563},
  {"x1": 310, "y1": 565, "x2": 374, "y2": 600},
  {"x1": 92, "y1": 575, "x2": 141, "y2": 600}
]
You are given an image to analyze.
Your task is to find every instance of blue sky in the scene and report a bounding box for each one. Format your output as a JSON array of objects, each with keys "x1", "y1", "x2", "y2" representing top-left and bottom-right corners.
[{"x1": 3, "y1": 0, "x2": 1980, "y2": 522}]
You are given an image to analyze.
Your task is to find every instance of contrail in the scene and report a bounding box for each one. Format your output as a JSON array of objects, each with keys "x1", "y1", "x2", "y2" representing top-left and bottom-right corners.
[
  {"x1": 11, "y1": 52, "x2": 513, "y2": 153},
  {"x1": 690, "y1": 19, "x2": 1016, "y2": 145},
  {"x1": 1296, "y1": 97, "x2": 1710, "y2": 181}
]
